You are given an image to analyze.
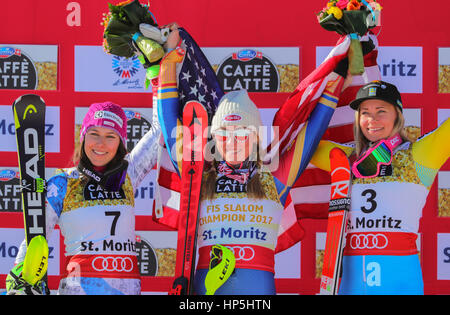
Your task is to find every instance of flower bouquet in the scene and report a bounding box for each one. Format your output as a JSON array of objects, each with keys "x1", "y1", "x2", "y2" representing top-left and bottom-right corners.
[
  {"x1": 102, "y1": 0, "x2": 169, "y2": 85},
  {"x1": 317, "y1": 0, "x2": 382, "y2": 75}
]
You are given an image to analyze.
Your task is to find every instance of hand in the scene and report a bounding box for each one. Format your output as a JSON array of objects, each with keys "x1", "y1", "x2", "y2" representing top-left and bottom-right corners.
[
  {"x1": 163, "y1": 22, "x2": 180, "y2": 51},
  {"x1": 342, "y1": 72, "x2": 353, "y2": 90}
]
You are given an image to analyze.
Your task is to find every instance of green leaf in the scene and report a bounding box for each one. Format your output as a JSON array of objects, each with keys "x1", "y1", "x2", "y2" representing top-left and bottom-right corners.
[
  {"x1": 103, "y1": 0, "x2": 159, "y2": 57},
  {"x1": 319, "y1": 9, "x2": 373, "y2": 36}
]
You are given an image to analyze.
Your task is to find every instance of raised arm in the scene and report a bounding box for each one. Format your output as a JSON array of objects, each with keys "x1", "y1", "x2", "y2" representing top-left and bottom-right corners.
[
  {"x1": 127, "y1": 26, "x2": 184, "y2": 187},
  {"x1": 272, "y1": 74, "x2": 345, "y2": 203},
  {"x1": 309, "y1": 140, "x2": 354, "y2": 172},
  {"x1": 412, "y1": 118, "x2": 450, "y2": 187}
]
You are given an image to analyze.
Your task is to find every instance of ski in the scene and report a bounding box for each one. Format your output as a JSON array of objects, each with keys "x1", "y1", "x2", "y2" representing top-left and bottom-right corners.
[
  {"x1": 12, "y1": 94, "x2": 49, "y2": 293},
  {"x1": 13, "y1": 94, "x2": 47, "y2": 245},
  {"x1": 320, "y1": 148, "x2": 351, "y2": 295},
  {"x1": 169, "y1": 101, "x2": 208, "y2": 295}
]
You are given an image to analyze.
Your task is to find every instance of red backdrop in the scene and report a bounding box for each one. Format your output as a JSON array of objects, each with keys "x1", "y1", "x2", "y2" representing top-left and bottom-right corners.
[{"x1": 0, "y1": 0, "x2": 449, "y2": 294}]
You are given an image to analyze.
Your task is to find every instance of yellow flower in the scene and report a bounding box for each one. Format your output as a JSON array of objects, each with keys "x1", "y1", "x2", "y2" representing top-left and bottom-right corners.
[{"x1": 327, "y1": 6, "x2": 343, "y2": 20}]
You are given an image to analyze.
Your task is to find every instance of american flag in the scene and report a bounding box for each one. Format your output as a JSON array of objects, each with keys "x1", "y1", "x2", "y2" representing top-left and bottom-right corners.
[
  {"x1": 274, "y1": 34, "x2": 380, "y2": 252},
  {"x1": 153, "y1": 28, "x2": 223, "y2": 228},
  {"x1": 153, "y1": 31, "x2": 381, "y2": 254},
  {"x1": 177, "y1": 28, "x2": 224, "y2": 121}
]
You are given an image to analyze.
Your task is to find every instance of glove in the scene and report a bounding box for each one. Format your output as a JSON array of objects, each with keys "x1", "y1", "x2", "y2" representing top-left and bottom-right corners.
[
  {"x1": 6, "y1": 262, "x2": 49, "y2": 295},
  {"x1": 131, "y1": 31, "x2": 166, "y2": 88}
]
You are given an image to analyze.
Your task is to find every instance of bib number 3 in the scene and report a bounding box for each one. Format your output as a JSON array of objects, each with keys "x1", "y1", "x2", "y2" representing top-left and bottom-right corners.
[{"x1": 361, "y1": 189, "x2": 377, "y2": 214}]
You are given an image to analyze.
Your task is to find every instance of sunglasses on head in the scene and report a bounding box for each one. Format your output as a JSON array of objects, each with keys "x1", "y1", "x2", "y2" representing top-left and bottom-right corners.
[
  {"x1": 213, "y1": 128, "x2": 253, "y2": 143},
  {"x1": 352, "y1": 134, "x2": 402, "y2": 178}
]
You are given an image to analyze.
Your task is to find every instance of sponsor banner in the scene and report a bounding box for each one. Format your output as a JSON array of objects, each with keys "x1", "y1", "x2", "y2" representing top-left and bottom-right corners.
[
  {"x1": 275, "y1": 241, "x2": 301, "y2": 279},
  {"x1": 438, "y1": 108, "x2": 450, "y2": 126},
  {"x1": 0, "y1": 228, "x2": 60, "y2": 277},
  {"x1": 136, "y1": 230, "x2": 177, "y2": 277},
  {"x1": 0, "y1": 105, "x2": 60, "y2": 152},
  {"x1": 438, "y1": 47, "x2": 450, "y2": 93},
  {"x1": 403, "y1": 108, "x2": 421, "y2": 142},
  {"x1": 0, "y1": 167, "x2": 57, "y2": 212},
  {"x1": 437, "y1": 233, "x2": 450, "y2": 280},
  {"x1": 438, "y1": 172, "x2": 450, "y2": 189},
  {"x1": 316, "y1": 46, "x2": 423, "y2": 93},
  {"x1": 75, "y1": 107, "x2": 155, "y2": 215},
  {"x1": 316, "y1": 232, "x2": 327, "y2": 279},
  {"x1": 74, "y1": 46, "x2": 147, "y2": 92},
  {"x1": 438, "y1": 171, "x2": 450, "y2": 217},
  {"x1": 133, "y1": 170, "x2": 156, "y2": 216},
  {"x1": 437, "y1": 109, "x2": 449, "y2": 217},
  {"x1": 203, "y1": 47, "x2": 299, "y2": 93},
  {"x1": 259, "y1": 108, "x2": 278, "y2": 149},
  {"x1": 0, "y1": 45, "x2": 57, "y2": 90}
]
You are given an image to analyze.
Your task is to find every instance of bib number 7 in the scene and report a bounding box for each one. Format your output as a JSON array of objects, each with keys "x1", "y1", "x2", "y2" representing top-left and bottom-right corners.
[{"x1": 105, "y1": 211, "x2": 121, "y2": 236}]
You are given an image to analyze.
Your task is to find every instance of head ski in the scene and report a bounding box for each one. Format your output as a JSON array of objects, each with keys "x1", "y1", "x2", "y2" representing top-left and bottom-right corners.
[
  {"x1": 13, "y1": 94, "x2": 47, "y2": 244},
  {"x1": 12, "y1": 94, "x2": 49, "y2": 293}
]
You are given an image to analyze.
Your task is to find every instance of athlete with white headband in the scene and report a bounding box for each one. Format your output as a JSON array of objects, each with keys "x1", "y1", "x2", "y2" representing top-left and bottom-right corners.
[
  {"x1": 156, "y1": 25, "x2": 353, "y2": 294},
  {"x1": 311, "y1": 79, "x2": 450, "y2": 294}
]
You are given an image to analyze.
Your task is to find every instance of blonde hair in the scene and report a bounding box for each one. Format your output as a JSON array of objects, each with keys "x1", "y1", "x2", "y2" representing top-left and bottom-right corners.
[{"x1": 353, "y1": 105, "x2": 414, "y2": 156}]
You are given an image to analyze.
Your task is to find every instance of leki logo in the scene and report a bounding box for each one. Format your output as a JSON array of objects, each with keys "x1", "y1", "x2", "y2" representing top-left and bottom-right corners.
[{"x1": 112, "y1": 55, "x2": 141, "y2": 78}]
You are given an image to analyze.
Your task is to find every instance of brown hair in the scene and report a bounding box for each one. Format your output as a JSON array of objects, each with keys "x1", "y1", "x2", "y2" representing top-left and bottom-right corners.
[
  {"x1": 201, "y1": 143, "x2": 266, "y2": 201},
  {"x1": 71, "y1": 139, "x2": 128, "y2": 169}
]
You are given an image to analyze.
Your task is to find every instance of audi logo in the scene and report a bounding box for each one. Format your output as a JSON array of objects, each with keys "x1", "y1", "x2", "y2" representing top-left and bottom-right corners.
[
  {"x1": 92, "y1": 256, "x2": 135, "y2": 272},
  {"x1": 225, "y1": 246, "x2": 255, "y2": 261},
  {"x1": 349, "y1": 233, "x2": 388, "y2": 250}
]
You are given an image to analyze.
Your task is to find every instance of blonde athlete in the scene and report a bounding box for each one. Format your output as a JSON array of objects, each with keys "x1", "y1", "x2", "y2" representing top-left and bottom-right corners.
[{"x1": 311, "y1": 80, "x2": 450, "y2": 294}]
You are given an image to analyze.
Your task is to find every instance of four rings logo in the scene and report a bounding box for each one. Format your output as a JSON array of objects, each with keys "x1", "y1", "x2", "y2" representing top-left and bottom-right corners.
[
  {"x1": 226, "y1": 245, "x2": 255, "y2": 261},
  {"x1": 349, "y1": 233, "x2": 388, "y2": 250},
  {"x1": 92, "y1": 256, "x2": 134, "y2": 273}
]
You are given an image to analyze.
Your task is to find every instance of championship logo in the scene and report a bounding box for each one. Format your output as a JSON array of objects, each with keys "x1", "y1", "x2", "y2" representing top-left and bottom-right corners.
[{"x1": 111, "y1": 55, "x2": 142, "y2": 89}]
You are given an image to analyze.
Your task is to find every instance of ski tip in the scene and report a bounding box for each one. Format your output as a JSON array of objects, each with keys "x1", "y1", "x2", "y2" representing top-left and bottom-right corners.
[
  {"x1": 13, "y1": 94, "x2": 45, "y2": 107},
  {"x1": 204, "y1": 245, "x2": 236, "y2": 295},
  {"x1": 13, "y1": 95, "x2": 24, "y2": 107},
  {"x1": 22, "y1": 235, "x2": 49, "y2": 286}
]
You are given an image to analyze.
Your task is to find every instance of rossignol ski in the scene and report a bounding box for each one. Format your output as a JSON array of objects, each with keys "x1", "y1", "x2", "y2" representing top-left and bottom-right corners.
[
  {"x1": 169, "y1": 101, "x2": 208, "y2": 295},
  {"x1": 320, "y1": 148, "x2": 351, "y2": 295},
  {"x1": 12, "y1": 94, "x2": 49, "y2": 292}
]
